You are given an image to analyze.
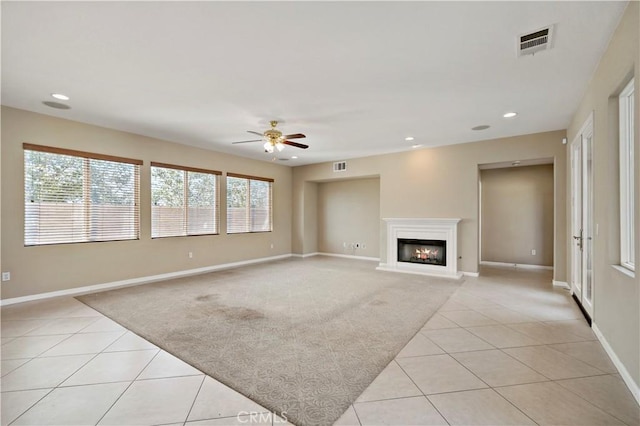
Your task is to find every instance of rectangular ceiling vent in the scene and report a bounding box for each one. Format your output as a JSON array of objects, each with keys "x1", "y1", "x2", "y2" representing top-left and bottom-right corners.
[
  {"x1": 518, "y1": 25, "x2": 554, "y2": 57},
  {"x1": 333, "y1": 161, "x2": 347, "y2": 172}
]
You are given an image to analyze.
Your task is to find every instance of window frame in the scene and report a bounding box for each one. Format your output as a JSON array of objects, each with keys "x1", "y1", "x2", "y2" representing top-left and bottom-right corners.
[
  {"x1": 619, "y1": 78, "x2": 635, "y2": 272},
  {"x1": 226, "y1": 172, "x2": 274, "y2": 234},
  {"x1": 23, "y1": 143, "x2": 142, "y2": 246},
  {"x1": 150, "y1": 162, "x2": 221, "y2": 239}
]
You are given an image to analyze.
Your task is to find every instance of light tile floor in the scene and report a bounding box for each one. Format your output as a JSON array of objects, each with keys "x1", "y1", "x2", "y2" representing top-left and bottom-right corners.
[{"x1": 1, "y1": 265, "x2": 639, "y2": 425}]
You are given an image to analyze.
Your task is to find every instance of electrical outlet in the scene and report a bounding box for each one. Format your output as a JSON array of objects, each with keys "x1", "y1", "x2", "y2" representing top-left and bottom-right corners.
[
  {"x1": 2, "y1": 272, "x2": 10, "y2": 282},
  {"x1": 362, "y1": 243, "x2": 366, "y2": 249},
  {"x1": 343, "y1": 242, "x2": 347, "y2": 248},
  {"x1": 188, "y1": 252, "x2": 193, "y2": 259},
  {"x1": 531, "y1": 249, "x2": 536, "y2": 256},
  {"x1": 355, "y1": 243, "x2": 360, "y2": 249},
  {"x1": 270, "y1": 243, "x2": 274, "y2": 249}
]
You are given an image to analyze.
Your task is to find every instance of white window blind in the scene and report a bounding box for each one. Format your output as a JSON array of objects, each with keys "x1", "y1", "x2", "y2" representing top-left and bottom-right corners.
[
  {"x1": 151, "y1": 162, "x2": 220, "y2": 238},
  {"x1": 619, "y1": 78, "x2": 635, "y2": 271},
  {"x1": 24, "y1": 143, "x2": 141, "y2": 246},
  {"x1": 226, "y1": 173, "x2": 273, "y2": 234}
]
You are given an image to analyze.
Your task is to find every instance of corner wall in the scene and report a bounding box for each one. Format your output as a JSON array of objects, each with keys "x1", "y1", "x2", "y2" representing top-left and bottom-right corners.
[
  {"x1": 292, "y1": 130, "x2": 567, "y2": 279},
  {"x1": 567, "y1": 1, "x2": 639, "y2": 394},
  {"x1": 0, "y1": 107, "x2": 293, "y2": 300}
]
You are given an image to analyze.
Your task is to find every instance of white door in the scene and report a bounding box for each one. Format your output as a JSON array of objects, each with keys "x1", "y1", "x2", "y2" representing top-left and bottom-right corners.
[{"x1": 570, "y1": 114, "x2": 594, "y2": 318}]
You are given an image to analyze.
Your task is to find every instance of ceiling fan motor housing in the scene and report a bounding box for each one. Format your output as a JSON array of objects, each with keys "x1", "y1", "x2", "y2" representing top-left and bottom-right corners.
[{"x1": 264, "y1": 129, "x2": 283, "y2": 141}]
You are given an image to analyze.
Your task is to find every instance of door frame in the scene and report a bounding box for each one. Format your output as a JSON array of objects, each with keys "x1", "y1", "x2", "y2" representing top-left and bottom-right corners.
[{"x1": 570, "y1": 112, "x2": 594, "y2": 319}]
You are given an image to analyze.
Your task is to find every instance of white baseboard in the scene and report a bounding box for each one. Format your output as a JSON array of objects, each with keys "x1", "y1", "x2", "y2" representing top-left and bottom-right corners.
[
  {"x1": 317, "y1": 252, "x2": 380, "y2": 262},
  {"x1": 462, "y1": 271, "x2": 480, "y2": 277},
  {"x1": 0, "y1": 254, "x2": 293, "y2": 307},
  {"x1": 552, "y1": 280, "x2": 570, "y2": 289},
  {"x1": 302, "y1": 252, "x2": 320, "y2": 258},
  {"x1": 592, "y1": 323, "x2": 640, "y2": 404},
  {"x1": 480, "y1": 261, "x2": 553, "y2": 271},
  {"x1": 291, "y1": 252, "x2": 320, "y2": 258}
]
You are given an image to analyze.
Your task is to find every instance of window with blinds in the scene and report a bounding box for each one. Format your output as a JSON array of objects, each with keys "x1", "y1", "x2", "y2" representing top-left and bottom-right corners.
[
  {"x1": 151, "y1": 162, "x2": 220, "y2": 238},
  {"x1": 226, "y1": 173, "x2": 273, "y2": 234},
  {"x1": 24, "y1": 144, "x2": 141, "y2": 246}
]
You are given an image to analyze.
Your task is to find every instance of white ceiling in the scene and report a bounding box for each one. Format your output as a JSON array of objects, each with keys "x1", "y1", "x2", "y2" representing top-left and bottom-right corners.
[{"x1": 1, "y1": 1, "x2": 628, "y2": 166}]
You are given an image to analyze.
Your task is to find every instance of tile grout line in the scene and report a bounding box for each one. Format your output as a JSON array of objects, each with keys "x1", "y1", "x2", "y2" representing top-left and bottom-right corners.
[
  {"x1": 431, "y1": 287, "x2": 614, "y2": 426},
  {"x1": 93, "y1": 346, "x2": 163, "y2": 425},
  {"x1": 493, "y1": 381, "x2": 631, "y2": 426},
  {"x1": 553, "y1": 378, "x2": 637, "y2": 426},
  {"x1": 391, "y1": 358, "x2": 452, "y2": 425},
  {"x1": 349, "y1": 404, "x2": 363, "y2": 426},
  {"x1": 183, "y1": 374, "x2": 207, "y2": 424},
  {"x1": 6, "y1": 348, "x2": 104, "y2": 425},
  {"x1": 6, "y1": 388, "x2": 56, "y2": 426}
]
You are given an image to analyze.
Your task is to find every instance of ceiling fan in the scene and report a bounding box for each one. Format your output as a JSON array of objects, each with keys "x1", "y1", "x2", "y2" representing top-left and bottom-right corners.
[{"x1": 232, "y1": 120, "x2": 308, "y2": 153}]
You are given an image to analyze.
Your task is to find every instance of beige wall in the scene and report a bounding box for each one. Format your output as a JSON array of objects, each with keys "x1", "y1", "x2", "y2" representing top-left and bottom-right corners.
[
  {"x1": 292, "y1": 130, "x2": 567, "y2": 279},
  {"x1": 567, "y1": 2, "x2": 639, "y2": 390},
  {"x1": 0, "y1": 107, "x2": 293, "y2": 300},
  {"x1": 481, "y1": 165, "x2": 554, "y2": 266},
  {"x1": 303, "y1": 182, "x2": 318, "y2": 255},
  {"x1": 317, "y1": 178, "x2": 380, "y2": 258}
]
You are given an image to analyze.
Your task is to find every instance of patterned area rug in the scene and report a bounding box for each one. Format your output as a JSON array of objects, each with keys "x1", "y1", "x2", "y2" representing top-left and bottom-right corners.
[{"x1": 78, "y1": 256, "x2": 461, "y2": 425}]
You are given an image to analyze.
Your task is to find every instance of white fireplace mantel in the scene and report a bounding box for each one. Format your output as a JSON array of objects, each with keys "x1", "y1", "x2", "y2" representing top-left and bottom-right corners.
[{"x1": 377, "y1": 218, "x2": 462, "y2": 279}]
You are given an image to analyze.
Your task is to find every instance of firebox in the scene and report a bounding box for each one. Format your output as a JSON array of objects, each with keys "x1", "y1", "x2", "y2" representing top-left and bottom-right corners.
[{"x1": 397, "y1": 238, "x2": 446, "y2": 266}]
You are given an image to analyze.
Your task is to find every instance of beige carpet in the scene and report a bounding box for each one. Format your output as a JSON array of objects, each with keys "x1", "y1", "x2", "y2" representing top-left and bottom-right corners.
[{"x1": 78, "y1": 256, "x2": 461, "y2": 426}]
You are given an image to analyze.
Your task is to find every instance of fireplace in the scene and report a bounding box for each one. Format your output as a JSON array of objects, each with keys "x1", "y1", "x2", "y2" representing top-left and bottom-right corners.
[
  {"x1": 377, "y1": 218, "x2": 462, "y2": 279},
  {"x1": 398, "y1": 239, "x2": 446, "y2": 266}
]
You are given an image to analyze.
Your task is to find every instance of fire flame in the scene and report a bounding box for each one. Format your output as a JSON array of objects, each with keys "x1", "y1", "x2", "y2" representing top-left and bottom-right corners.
[{"x1": 415, "y1": 247, "x2": 439, "y2": 259}]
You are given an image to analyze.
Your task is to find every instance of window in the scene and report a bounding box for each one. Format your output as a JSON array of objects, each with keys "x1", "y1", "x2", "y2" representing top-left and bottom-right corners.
[
  {"x1": 24, "y1": 144, "x2": 141, "y2": 246},
  {"x1": 151, "y1": 162, "x2": 220, "y2": 238},
  {"x1": 619, "y1": 78, "x2": 635, "y2": 271},
  {"x1": 226, "y1": 173, "x2": 273, "y2": 233}
]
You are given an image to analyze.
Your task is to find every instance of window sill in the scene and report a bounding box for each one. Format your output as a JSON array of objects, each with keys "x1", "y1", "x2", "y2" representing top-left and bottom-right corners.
[{"x1": 611, "y1": 264, "x2": 636, "y2": 279}]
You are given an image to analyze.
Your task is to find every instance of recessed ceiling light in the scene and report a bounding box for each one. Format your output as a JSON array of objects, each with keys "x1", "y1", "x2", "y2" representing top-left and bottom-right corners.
[
  {"x1": 51, "y1": 93, "x2": 69, "y2": 101},
  {"x1": 411, "y1": 144, "x2": 422, "y2": 149},
  {"x1": 405, "y1": 136, "x2": 414, "y2": 141},
  {"x1": 291, "y1": 156, "x2": 298, "y2": 159},
  {"x1": 472, "y1": 125, "x2": 490, "y2": 131},
  {"x1": 503, "y1": 112, "x2": 517, "y2": 118}
]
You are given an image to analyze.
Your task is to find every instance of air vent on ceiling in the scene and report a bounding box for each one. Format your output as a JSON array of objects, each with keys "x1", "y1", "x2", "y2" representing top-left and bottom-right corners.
[
  {"x1": 333, "y1": 161, "x2": 347, "y2": 172},
  {"x1": 518, "y1": 25, "x2": 554, "y2": 57}
]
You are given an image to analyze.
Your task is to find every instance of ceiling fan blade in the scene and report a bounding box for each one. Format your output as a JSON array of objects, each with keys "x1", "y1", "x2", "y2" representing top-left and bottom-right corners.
[
  {"x1": 283, "y1": 133, "x2": 306, "y2": 139},
  {"x1": 231, "y1": 139, "x2": 262, "y2": 144},
  {"x1": 283, "y1": 140, "x2": 309, "y2": 149},
  {"x1": 247, "y1": 130, "x2": 264, "y2": 137}
]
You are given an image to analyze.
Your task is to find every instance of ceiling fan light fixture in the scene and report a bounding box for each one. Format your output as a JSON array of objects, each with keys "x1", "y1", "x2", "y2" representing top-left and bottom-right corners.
[{"x1": 232, "y1": 120, "x2": 309, "y2": 152}]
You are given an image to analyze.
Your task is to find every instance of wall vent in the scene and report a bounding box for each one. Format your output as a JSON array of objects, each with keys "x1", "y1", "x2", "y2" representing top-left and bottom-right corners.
[
  {"x1": 518, "y1": 25, "x2": 554, "y2": 57},
  {"x1": 333, "y1": 161, "x2": 347, "y2": 172}
]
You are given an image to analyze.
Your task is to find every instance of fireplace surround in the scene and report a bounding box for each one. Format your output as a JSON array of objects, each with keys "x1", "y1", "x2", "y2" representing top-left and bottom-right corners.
[{"x1": 377, "y1": 218, "x2": 462, "y2": 279}]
